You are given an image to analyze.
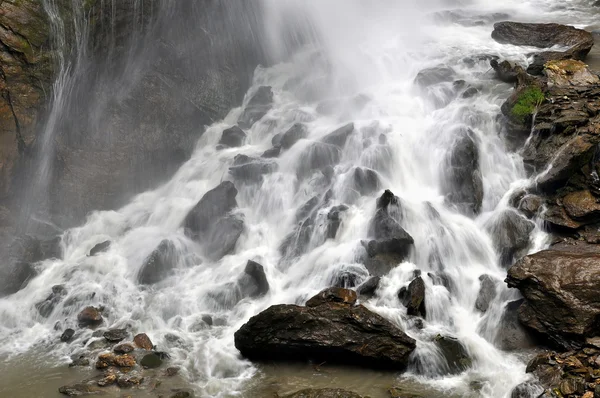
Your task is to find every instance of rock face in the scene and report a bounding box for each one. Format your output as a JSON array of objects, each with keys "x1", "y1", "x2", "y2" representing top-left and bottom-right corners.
[
  {"x1": 398, "y1": 276, "x2": 426, "y2": 317},
  {"x1": 442, "y1": 129, "x2": 483, "y2": 216},
  {"x1": 183, "y1": 181, "x2": 244, "y2": 260},
  {"x1": 363, "y1": 190, "x2": 414, "y2": 277},
  {"x1": 506, "y1": 249, "x2": 600, "y2": 348},
  {"x1": 234, "y1": 288, "x2": 416, "y2": 368},
  {"x1": 491, "y1": 22, "x2": 594, "y2": 75},
  {"x1": 138, "y1": 239, "x2": 177, "y2": 285}
]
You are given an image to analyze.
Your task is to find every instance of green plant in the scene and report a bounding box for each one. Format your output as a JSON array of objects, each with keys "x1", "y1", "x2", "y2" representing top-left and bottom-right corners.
[{"x1": 511, "y1": 86, "x2": 545, "y2": 123}]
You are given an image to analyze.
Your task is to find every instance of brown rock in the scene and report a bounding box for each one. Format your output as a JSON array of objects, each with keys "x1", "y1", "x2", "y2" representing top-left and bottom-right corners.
[
  {"x1": 77, "y1": 306, "x2": 103, "y2": 327},
  {"x1": 95, "y1": 353, "x2": 136, "y2": 369},
  {"x1": 114, "y1": 343, "x2": 134, "y2": 354},
  {"x1": 117, "y1": 375, "x2": 144, "y2": 388},
  {"x1": 507, "y1": 250, "x2": 600, "y2": 348},
  {"x1": 113, "y1": 354, "x2": 136, "y2": 367},
  {"x1": 305, "y1": 287, "x2": 357, "y2": 307},
  {"x1": 563, "y1": 190, "x2": 600, "y2": 221},
  {"x1": 134, "y1": 333, "x2": 153, "y2": 350},
  {"x1": 95, "y1": 353, "x2": 115, "y2": 369},
  {"x1": 283, "y1": 389, "x2": 364, "y2": 398},
  {"x1": 545, "y1": 60, "x2": 600, "y2": 87},
  {"x1": 166, "y1": 366, "x2": 180, "y2": 377},
  {"x1": 97, "y1": 372, "x2": 117, "y2": 387}
]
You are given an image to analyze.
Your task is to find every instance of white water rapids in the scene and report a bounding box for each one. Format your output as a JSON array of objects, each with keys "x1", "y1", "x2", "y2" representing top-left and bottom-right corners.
[{"x1": 0, "y1": 0, "x2": 598, "y2": 397}]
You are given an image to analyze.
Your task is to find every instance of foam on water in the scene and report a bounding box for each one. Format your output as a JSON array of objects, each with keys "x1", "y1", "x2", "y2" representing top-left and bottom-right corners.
[{"x1": 0, "y1": 0, "x2": 597, "y2": 397}]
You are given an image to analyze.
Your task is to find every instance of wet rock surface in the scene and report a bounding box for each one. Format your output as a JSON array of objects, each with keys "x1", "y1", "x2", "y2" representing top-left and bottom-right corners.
[
  {"x1": 77, "y1": 306, "x2": 103, "y2": 328},
  {"x1": 237, "y1": 86, "x2": 274, "y2": 128},
  {"x1": 138, "y1": 239, "x2": 178, "y2": 285},
  {"x1": 398, "y1": 276, "x2": 426, "y2": 317},
  {"x1": 283, "y1": 389, "x2": 365, "y2": 398},
  {"x1": 234, "y1": 287, "x2": 416, "y2": 368},
  {"x1": 507, "y1": 249, "x2": 600, "y2": 348},
  {"x1": 219, "y1": 125, "x2": 246, "y2": 148}
]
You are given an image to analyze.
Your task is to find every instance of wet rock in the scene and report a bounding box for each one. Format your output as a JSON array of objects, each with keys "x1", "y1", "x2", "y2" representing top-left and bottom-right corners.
[
  {"x1": 563, "y1": 190, "x2": 600, "y2": 222},
  {"x1": 77, "y1": 306, "x2": 103, "y2": 328},
  {"x1": 58, "y1": 383, "x2": 103, "y2": 396},
  {"x1": 183, "y1": 181, "x2": 238, "y2": 240},
  {"x1": 461, "y1": 87, "x2": 478, "y2": 99},
  {"x1": 140, "y1": 352, "x2": 163, "y2": 368},
  {"x1": 496, "y1": 299, "x2": 537, "y2": 351},
  {"x1": 113, "y1": 343, "x2": 134, "y2": 354},
  {"x1": 488, "y1": 209, "x2": 535, "y2": 267},
  {"x1": 298, "y1": 142, "x2": 342, "y2": 177},
  {"x1": 203, "y1": 215, "x2": 244, "y2": 261},
  {"x1": 442, "y1": 129, "x2": 483, "y2": 216},
  {"x1": 306, "y1": 287, "x2": 357, "y2": 307},
  {"x1": 326, "y1": 205, "x2": 349, "y2": 239},
  {"x1": 95, "y1": 353, "x2": 136, "y2": 369},
  {"x1": 283, "y1": 389, "x2": 364, "y2": 398},
  {"x1": 61, "y1": 328, "x2": 75, "y2": 343},
  {"x1": 68, "y1": 355, "x2": 90, "y2": 367},
  {"x1": 376, "y1": 189, "x2": 399, "y2": 210},
  {"x1": 475, "y1": 275, "x2": 497, "y2": 313},
  {"x1": 546, "y1": 60, "x2": 600, "y2": 87},
  {"x1": 116, "y1": 374, "x2": 143, "y2": 388},
  {"x1": 433, "y1": 334, "x2": 472, "y2": 374},
  {"x1": 166, "y1": 366, "x2": 180, "y2": 376},
  {"x1": 97, "y1": 372, "x2": 117, "y2": 387},
  {"x1": 237, "y1": 86, "x2": 274, "y2": 129},
  {"x1": 138, "y1": 239, "x2": 177, "y2": 285},
  {"x1": 35, "y1": 285, "x2": 67, "y2": 318},
  {"x1": 322, "y1": 123, "x2": 355, "y2": 148},
  {"x1": 103, "y1": 328, "x2": 128, "y2": 343},
  {"x1": 229, "y1": 155, "x2": 278, "y2": 182},
  {"x1": 491, "y1": 22, "x2": 594, "y2": 60},
  {"x1": 134, "y1": 333, "x2": 154, "y2": 350},
  {"x1": 218, "y1": 125, "x2": 246, "y2": 148},
  {"x1": 261, "y1": 146, "x2": 280, "y2": 158},
  {"x1": 88, "y1": 241, "x2": 111, "y2": 256},
  {"x1": 506, "y1": 249, "x2": 600, "y2": 348},
  {"x1": 517, "y1": 194, "x2": 543, "y2": 218},
  {"x1": 328, "y1": 264, "x2": 366, "y2": 289},
  {"x1": 490, "y1": 59, "x2": 520, "y2": 83},
  {"x1": 280, "y1": 123, "x2": 308, "y2": 149},
  {"x1": 356, "y1": 276, "x2": 380, "y2": 297},
  {"x1": 414, "y1": 66, "x2": 455, "y2": 87},
  {"x1": 511, "y1": 382, "x2": 544, "y2": 398},
  {"x1": 398, "y1": 276, "x2": 426, "y2": 317},
  {"x1": 351, "y1": 167, "x2": 381, "y2": 196},
  {"x1": 234, "y1": 290, "x2": 416, "y2": 368},
  {"x1": 170, "y1": 389, "x2": 195, "y2": 398},
  {"x1": 239, "y1": 260, "x2": 269, "y2": 298}
]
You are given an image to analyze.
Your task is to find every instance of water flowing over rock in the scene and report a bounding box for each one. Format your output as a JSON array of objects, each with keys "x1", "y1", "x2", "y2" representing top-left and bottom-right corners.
[
  {"x1": 486, "y1": 209, "x2": 534, "y2": 267},
  {"x1": 495, "y1": 299, "x2": 537, "y2": 351},
  {"x1": 237, "y1": 86, "x2": 274, "y2": 129},
  {"x1": 442, "y1": 128, "x2": 483, "y2": 216},
  {"x1": 219, "y1": 126, "x2": 246, "y2": 148},
  {"x1": 433, "y1": 334, "x2": 472, "y2": 375},
  {"x1": 77, "y1": 306, "x2": 103, "y2": 328},
  {"x1": 322, "y1": 123, "x2": 355, "y2": 148},
  {"x1": 138, "y1": 239, "x2": 177, "y2": 285},
  {"x1": 234, "y1": 288, "x2": 416, "y2": 368},
  {"x1": 238, "y1": 260, "x2": 269, "y2": 298},
  {"x1": 414, "y1": 66, "x2": 455, "y2": 87},
  {"x1": 279, "y1": 123, "x2": 308, "y2": 149},
  {"x1": 88, "y1": 240, "x2": 110, "y2": 256},
  {"x1": 475, "y1": 275, "x2": 497, "y2": 313},
  {"x1": 506, "y1": 249, "x2": 600, "y2": 348}
]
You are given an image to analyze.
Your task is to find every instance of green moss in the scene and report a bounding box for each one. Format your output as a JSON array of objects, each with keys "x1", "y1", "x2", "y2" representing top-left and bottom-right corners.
[{"x1": 511, "y1": 86, "x2": 545, "y2": 123}]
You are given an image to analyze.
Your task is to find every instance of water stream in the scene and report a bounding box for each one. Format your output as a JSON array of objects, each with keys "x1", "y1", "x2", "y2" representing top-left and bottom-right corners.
[{"x1": 1, "y1": 0, "x2": 599, "y2": 397}]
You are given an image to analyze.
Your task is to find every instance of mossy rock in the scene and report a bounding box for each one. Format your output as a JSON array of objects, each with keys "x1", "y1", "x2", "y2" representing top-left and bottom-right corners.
[{"x1": 510, "y1": 86, "x2": 545, "y2": 123}]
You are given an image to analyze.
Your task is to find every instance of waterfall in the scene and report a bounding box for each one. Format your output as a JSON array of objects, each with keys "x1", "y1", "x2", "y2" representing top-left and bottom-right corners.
[{"x1": 0, "y1": 0, "x2": 597, "y2": 397}]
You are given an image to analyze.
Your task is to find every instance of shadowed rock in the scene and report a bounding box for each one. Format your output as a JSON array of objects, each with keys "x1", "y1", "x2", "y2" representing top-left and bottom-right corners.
[
  {"x1": 433, "y1": 334, "x2": 472, "y2": 374},
  {"x1": 283, "y1": 389, "x2": 365, "y2": 398},
  {"x1": 238, "y1": 86, "x2": 273, "y2": 128},
  {"x1": 35, "y1": 285, "x2": 67, "y2": 318},
  {"x1": 356, "y1": 276, "x2": 380, "y2": 297},
  {"x1": 475, "y1": 275, "x2": 497, "y2": 313},
  {"x1": 234, "y1": 288, "x2": 416, "y2": 368},
  {"x1": 415, "y1": 66, "x2": 455, "y2": 87},
  {"x1": 280, "y1": 123, "x2": 308, "y2": 149},
  {"x1": 89, "y1": 240, "x2": 111, "y2": 256},
  {"x1": 486, "y1": 209, "x2": 534, "y2": 268},
  {"x1": 322, "y1": 123, "x2": 355, "y2": 148},
  {"x1": 398, "y1": 276, "x2": 426, "y2": 317},
  {"x1": 138, "y1": 239, "x2": 177, "y2": 285},
  {"x1": 239, "y1": 260, "x2": 269, "y2": 298},
  {"x1": 219, "y1": 126, "x2": 246, "y2": 148}
]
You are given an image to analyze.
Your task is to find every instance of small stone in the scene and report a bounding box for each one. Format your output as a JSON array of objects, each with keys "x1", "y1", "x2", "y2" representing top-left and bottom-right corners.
[
  {"x1": 114, "y1": 354, "x2": 136, "y2": 367},
  {"x1": 69, "y1": 356, "x2": 90, "y2": 367},
  {"x1": 201, "y1": 314, "x2": 213, "y2": 326},
  {"x1": 141, "y1": 353, "x2": 163, "y2": 369},
  {"x1": 170, "y1": 389, "x2": 194, "y2": 398},
  {"x1": 58, "y1": 383, "x2": 102, "y2": 396},
  {"x1": 89, "y1": 240, "x2": 111, "y2": 256},
  {"x1": 114, "y1": 343, "x2": 134, "y2": 354},
  {"x1": 95, "y1": 353, "x2": 115, "y2": 369},
  {"x1": 77, "y1": 306, "x2": 103, "y2": 327},
  {"x1": 166, "y1": 366, "x2": 180, "y2": 377},
  {"x1": 134, "y1": 333, "x2": 153, "y2": 350},
  {"x1": 117, "y1": 375, "x2": 144, "y2": 388},
  {"x1": 582, "y1": 391, "x2": 593, "y2": 398},
  {"x1": 97, "y1": 373, "x2": 117, "y2": 387},
  {"x1": 60, "y1": 328, "x2": 75, "y2": 343},
  {"x1": 103, "y1": 328, "x2": 128, "y2": 342}
]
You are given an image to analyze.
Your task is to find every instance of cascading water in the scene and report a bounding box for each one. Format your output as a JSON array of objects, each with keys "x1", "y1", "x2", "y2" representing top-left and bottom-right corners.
[{"x1": 1, "y1": 0, "x2": 598, "y2": 397}]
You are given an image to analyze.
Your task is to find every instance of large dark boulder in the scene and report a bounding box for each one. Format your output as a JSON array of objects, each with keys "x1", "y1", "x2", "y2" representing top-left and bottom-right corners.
[
  {"x1": 234, "y1": 288, "x2": 416, "y2": 368},
  {"x1": 351, "y1": 167, "x2": 381, "y2": 197},
  {"x1": 486, "y1": 209, "x2": 534, "y2": 267},
  {"x1": 491, "y1": 22, "x2": 594, "y2": 76},
  {"x1": 475, "y1": 275, "x2": 497, "y2": 313},
  {"x1": 203, "y1": 215, "x2": 244, "y2": 261},
  {"x1": 219, "y1": 126, "x2": 246, "y2": 148},
  {"x1": 280, "y1": 123, "x2": 308, "y2": 149},
  {"x1": 229, "y1": 155, "x2": 278, "y2": 183},
  {"x1": 433, "y1": 334, "x2": 472, "y2": 375},
  {"x1": 239, "y1": 260, "x2": 269, "y2": 298},
  {"x1": 237, "y1": 86, "x2": 273, "y2": 129},
  {"x1": 490, "y1": 59, "x2": 520, "y2": 84},
  {"x1": 495, "y1": 299, "x2": 537, "y2": 351},
  {"x1": 138, "y1": 239, "x2": 177, "y2": 285},
  {"x1": 398, "y1": 276, "x2": 426, "y2": 317},
  {"x1": 442, "y1": 129, "x2": 483, "y2": 216},
  {"x1": 322, "y1": 123, "x2": 355, "y2": 148},
  {"x1": 506, "y1": 249, "x2": 600, "y2": 348},
  {"x1": 183, "y1": 181, "x2": 238, "y2": 239}
]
